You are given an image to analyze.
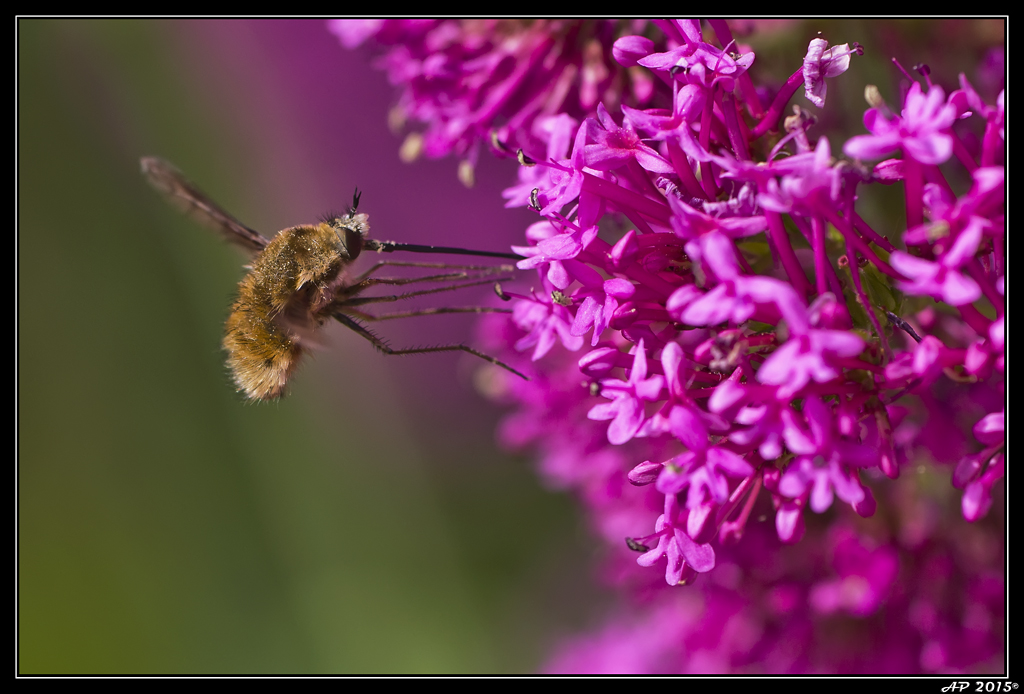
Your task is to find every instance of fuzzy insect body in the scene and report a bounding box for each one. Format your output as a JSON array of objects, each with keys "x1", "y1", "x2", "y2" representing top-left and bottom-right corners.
[{"x1": 223, "y1": 216, "x2": 366, "y2": 399}]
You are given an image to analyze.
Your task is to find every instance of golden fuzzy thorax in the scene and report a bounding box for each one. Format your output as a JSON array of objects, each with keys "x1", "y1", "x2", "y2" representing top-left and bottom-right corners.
[{"x1": 223, "y1": 215, "x2": 368, "y2": 400}]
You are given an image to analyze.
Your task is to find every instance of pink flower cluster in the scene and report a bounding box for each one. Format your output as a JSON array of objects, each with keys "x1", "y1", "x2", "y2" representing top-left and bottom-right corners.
[
  {"x1": 336, "y1": 19, "x2": 1004, "y2": 674},
  {"x1": 330, "y1": 19, "x2": 660, "y2": 184}
]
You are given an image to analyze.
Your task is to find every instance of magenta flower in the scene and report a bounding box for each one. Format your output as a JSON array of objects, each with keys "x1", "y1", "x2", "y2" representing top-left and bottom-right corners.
[
  {"x1": 635, "y1": 20, "x2": 754, "y2": 90},
  {"x1": 530, "y1": 124, "x2": 589, "y2": 217},
  {"x1": 889, "y1": 221, "x2": 983, "y2": 305},
  {"x1": 843, "y1": 81, "x2": 957, "y2": 164},
  {"x1": 757, "y1": 136, "x2": 841, "y2": 214},
  {"x1": 777, "y1": 397, "x2": 875, "y2": 513},
  {"x1": 588, "y1": 339, "x2": 665, "y2": 445},
  {"x1": 635, "y1": 495, "x2": 716, "y2": 584},
  {"x1": 713, "y1": 383, "x2": 789, "y2": 461},
  {"x1": 655, "y1": 446, "x2": 754, "y2": 510},
  {"x1": 503, "y1": 113, "x2": 579, "y2": 209},
  {"x1": 332, "y1": 19, "x2": 663, "y2": 179},
  {"x1": 512, "y1": 281, "x2": 584, "y2": 360},
  {"x1": 953, "y1": 410, "x2": 1004, "y2": 522},
  {"x1": 513, "y1": 218, "x2": 600, "y2": 289},
  {"x1": 668, "y1": 195, "x2": 767, "y2": 271},
  {"x1": 674, "y1": 270, "x2": 795, "y2": 329},
  {"x1": 583, "y1": 104, "x2": 674, "y2": 174},
  {"x1": 757, "y1": 325, "x2": 866, "y2": 398},
  {"x1": 571, "y1": 277, "x2": 636, "y2": 346},
  {"x1": 803, "y1": 38, "x2": 859, "y2": 108},
  {"x1": 640, "y1": 341, "x2": 728, "y2": 446}
]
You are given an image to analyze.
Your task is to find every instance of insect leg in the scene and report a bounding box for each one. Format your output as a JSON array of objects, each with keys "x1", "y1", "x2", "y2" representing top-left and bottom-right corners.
[
  {"x1": 349, "y1": 260, "x2": 514, "y2": 286},
  {"x1": 332, "y1": 313, "x2": 527, "y2": 380},
  {"x1": 883, "y1": 310, "x2": 923, "y2": 343},
  {"x1": 355, "y1": 270, "x2": 504, "y2": 289},
  {"x1": 342, "y1": 306, "x2": 512, "y2": 322},
  {"x1": 340, "y1": 276, "x2": 515, "y2": 308},
  {"x1": 339, "y1": 264, "x2": 513, "y2": 306}
]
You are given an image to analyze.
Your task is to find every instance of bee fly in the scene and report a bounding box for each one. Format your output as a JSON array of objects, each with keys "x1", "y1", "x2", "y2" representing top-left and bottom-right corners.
[{"x1": 141, "y1": 157, "x2": 526, "y2": 400}]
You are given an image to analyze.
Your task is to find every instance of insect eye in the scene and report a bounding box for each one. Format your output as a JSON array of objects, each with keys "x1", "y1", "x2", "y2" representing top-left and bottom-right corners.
[{"x1": 330, "y1": 221, "x2": 364, "y2": 261}]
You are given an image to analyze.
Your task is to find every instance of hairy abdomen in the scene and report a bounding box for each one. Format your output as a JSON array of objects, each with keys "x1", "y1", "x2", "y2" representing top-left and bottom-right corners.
[{"x1": 223, "y1": 224, "x2": 346, "y2": 400}]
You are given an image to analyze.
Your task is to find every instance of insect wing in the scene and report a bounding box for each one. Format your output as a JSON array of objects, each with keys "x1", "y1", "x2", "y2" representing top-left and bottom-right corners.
[{"x1": 141, "y1": 157, "x2": 270, "y2": 253}]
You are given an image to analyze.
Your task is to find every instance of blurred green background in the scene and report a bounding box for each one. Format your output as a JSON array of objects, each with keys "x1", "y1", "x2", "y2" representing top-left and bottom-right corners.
[{"x1": 18, "y1": 19, "x2": 604, "y2": 674}]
